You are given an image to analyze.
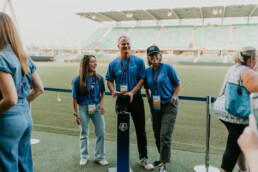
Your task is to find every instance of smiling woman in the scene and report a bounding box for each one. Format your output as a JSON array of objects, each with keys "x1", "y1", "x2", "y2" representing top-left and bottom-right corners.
[
  {"x1": 71, "y1": 55, "x2": 108, "y2": 166},
  {"x1": 145, "y1": 45, "x2": 181, "y2": 172}
]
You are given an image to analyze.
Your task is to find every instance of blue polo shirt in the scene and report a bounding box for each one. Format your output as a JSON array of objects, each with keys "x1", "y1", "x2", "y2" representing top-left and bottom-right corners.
[
  {"x1": 72, "y1": 74, "x2": 105, "y2": 105},
  {"x1": 106, "y1": 55, "x2": 145, "y2": 98},
  {"x1": 145, "y1": 63, "x2": 180, "y2": 103}
]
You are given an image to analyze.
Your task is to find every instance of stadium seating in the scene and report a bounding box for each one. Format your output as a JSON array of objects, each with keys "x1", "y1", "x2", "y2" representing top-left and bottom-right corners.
[
  {"x1": 195, "y1": 26, "x2": 229, "y2": 49},
  {"x1": 98, "y1": 27, "x2": 131, "y2": 49},
  {"x1": 79, "y1": 24, "x2": 258, "y2": 64},
  {"x1": 232, "y1": 24, "x2": 258, "y2": 48},
  {"x1": 82, "y1": 27, "x2": 109, "y2": 49},
  {"x1": 158, "y1": 26, "x2": 193, "y2": 49},
  {"x1": 128, "y1": 26, "x2": 160, "y2": 49}
]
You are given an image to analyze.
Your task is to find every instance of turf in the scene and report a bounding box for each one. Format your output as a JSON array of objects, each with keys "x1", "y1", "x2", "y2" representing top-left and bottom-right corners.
[
  {"x1": 32, "y1": 62, "x2": 230, "y2": 155},
  {"x1": 32, "y1": 130, "x2": 240, "y2": 172}
]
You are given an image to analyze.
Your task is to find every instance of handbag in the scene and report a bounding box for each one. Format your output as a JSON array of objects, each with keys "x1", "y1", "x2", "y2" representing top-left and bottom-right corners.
[{"x1": 225, "y1": 78, "x2": 251, "y2": 119}]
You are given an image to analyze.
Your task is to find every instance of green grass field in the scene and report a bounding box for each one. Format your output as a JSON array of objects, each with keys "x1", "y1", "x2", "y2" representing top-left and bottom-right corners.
[{"x1": 31, "y1": 62, "x2": 230, "y2": 155}]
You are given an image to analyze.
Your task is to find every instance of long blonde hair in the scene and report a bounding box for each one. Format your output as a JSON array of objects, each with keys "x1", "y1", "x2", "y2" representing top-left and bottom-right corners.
[{"x1": 0, "y1": 12, "x2": 28, "y2": 74}]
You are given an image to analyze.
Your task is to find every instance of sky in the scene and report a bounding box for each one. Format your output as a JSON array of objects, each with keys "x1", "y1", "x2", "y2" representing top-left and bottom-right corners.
[{"x1": 5, "y1": 0, "x2": 258, "y2": 47}]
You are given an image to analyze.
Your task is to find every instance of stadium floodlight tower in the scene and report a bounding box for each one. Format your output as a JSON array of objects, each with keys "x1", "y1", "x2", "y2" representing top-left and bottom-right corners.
[{"x1": 194, "y1": 96, "x2": 220, "y2": 172}]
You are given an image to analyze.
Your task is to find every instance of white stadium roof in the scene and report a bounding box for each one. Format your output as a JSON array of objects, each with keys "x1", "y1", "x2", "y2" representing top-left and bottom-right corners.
[{"x1": 76, "y1": 4, "x2": 258, "y2": 22}]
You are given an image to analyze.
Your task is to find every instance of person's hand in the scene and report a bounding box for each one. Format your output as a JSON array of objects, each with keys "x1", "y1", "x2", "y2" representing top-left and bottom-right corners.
[
  {"x1": 98, "y1": 104, "x2": 105, "y2": 115},
  {"x1": 123, "y1": 91, "x2": 134, "y2": 103},
  {"x1": 112, "y1": 91, "x2": 122, "y2": 100},
  {"x1": 238, "y1": 114, "x2": 258, "y2": 154},
  {"x1": 170, "y1": 98, "x2": 176, "y2": 105},
  {"x1": 75, "y1": 114, "x2": 82, "y2": 125}
]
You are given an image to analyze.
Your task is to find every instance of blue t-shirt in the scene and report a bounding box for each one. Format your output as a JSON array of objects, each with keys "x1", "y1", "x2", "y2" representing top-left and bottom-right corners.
[
  {"x1": 145, "y1": 63, "x2": 180, "y2": 103},
  {"x1": 106, "y1": 55, "x2": 145, "y2": 98},
  {"x1": 0, "y1": 45, "x2": 36, "y2": 100},
  {"x1": 72, "y1": 74, "x2": 105, "y2": 105}
]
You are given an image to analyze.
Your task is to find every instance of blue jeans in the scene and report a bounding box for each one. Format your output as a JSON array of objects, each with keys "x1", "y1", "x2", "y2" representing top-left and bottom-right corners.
[
  {"x1": 0, "y1": 99, "x2": 33, "y2": 172},
  {"x1": 78, "y1": 104, "x2": 106, "y2": 160}
]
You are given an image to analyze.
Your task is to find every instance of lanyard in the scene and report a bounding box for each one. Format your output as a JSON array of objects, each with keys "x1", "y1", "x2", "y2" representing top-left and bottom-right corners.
[
  {"x1": 120, "y1": 56, "x2": 131, "y2": 81},
  {"x1": 152, "y1": 68, "x2": 159, "y2": 91},
  {"x1": 87, "y1": 76, "x2": 95, "y2": 100}
]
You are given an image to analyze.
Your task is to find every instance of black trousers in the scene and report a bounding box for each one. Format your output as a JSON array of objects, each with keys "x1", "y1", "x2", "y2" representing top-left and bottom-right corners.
[
  {"x1": 220, "y1": 120, "x2": 247, "y2": 172},
  {"x1": 116, "y1": 95, "x2": 148, "y2": 160}
]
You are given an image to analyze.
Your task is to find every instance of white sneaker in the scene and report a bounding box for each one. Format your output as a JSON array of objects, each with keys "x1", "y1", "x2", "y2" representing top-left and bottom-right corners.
[
  {"x1": 138, "y1": 158, "x2": 154, "y2": 170},
  {"x1": 94, "y1": 159, "x2": 108, "y2": 166},
  {"x1": 79, "y1": 158, "x2": 88, "y2": 165}
]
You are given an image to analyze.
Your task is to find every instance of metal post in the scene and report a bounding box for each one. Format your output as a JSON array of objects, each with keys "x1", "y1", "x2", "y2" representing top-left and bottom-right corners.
[
  {"x1": 109, "y1": 112, "x2": 133, "y2": 172},
  {"x1": 194, "y1": 96, "x2": 220, "y2": 172}
]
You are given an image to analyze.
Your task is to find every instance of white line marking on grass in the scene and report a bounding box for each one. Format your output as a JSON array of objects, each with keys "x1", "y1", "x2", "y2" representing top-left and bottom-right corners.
[{"x1": 180, "y1": 71, "x2": 203, "y2": 92}]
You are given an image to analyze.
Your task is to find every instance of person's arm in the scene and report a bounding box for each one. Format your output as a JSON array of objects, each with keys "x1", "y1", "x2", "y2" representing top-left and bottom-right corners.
[
  {"x1": 0, "y1": 71, "x2": 17, "y2": 113},
  {"x1": 123, "y1": 78, "x2": 144, "y2": 103},
  {"x1": 238, "y1": 115, "x2": 258, "y2": 172},
  {"x1": 26, "y1": 72, "x2": 44, "y2": 102},
  {"x1": 99, "y1": 92, "x2": 105, "y2": 115},
  {"x1": 107, "y1": 80, "x2": 121, "y2": 100},
  {"x1": 170, "y1": 82, "x2": 181, "y2": 105},
  {"x1": 242, "y1": 69, "x2": 258, "y2": 92},
  {"x1": 72, "y1": 97, "x2": 81, "y2": 125}
]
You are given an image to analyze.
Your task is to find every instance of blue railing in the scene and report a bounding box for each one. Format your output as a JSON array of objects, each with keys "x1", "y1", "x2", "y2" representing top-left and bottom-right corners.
[{"x1": 44, "y1": 87, "x2": 216, "y2": 102}]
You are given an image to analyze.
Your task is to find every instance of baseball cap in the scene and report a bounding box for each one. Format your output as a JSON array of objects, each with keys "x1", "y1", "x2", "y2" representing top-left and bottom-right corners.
[
  {"x1": 147, "y1": 45, "x2": 160, "y2": 56},
  {"x1": 241, "y1": 46, "x2": 257, "y2": 57}
]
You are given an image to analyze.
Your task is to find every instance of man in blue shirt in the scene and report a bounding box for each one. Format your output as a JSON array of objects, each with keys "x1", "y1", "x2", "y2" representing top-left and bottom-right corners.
[{"x1": 106, "y1": 35, "x2": 154, "y2": 170}]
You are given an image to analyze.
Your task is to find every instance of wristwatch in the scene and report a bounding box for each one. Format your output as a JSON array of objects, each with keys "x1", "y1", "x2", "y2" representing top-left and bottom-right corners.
[
  {"x1": 172, "y1": 97, "x2": 177, "y2": 101},
  {"x1": 73, "y1": 113, "x2": 78, "y2": 116}
]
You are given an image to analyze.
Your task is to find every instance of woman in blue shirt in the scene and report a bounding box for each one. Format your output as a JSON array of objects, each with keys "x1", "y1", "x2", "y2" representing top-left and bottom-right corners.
[
  {"x1": 72, "y1": 55, "x2": 108, "y2": 166},
  {"x1": 145, "y1": 46, "x2": 181, "y2": 172},
  {"x1": 0, "y1": 13, "x2": 44, "y2": 172}
]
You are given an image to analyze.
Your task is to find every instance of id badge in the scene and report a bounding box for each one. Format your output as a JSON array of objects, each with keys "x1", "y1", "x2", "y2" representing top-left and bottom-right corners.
[
  {"x1": 153, "y1": 95, "x2": 161, "y2": 110},
  {"x1": 120, "y1": 84, "x2": 128, "y2": 94},
  {"x1": 88, "y1": 104, "x2": 96, "y2": 114}
]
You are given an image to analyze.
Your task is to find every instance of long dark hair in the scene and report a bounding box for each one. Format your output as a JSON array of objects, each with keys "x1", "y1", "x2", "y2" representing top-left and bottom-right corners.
[{"x1": 79, "y1": 55, "x2": 99, "y2": 95}]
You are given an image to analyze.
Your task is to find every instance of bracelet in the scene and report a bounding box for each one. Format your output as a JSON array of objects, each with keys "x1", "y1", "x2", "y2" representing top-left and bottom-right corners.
[{"x1": 73, "y1": 113, "x2": 78, "y2": 116}]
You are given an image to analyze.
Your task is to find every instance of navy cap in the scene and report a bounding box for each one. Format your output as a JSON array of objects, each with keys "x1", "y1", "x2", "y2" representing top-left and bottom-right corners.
[{"x1": 147, "y1": 45, "x2": 160, "y2": 56}]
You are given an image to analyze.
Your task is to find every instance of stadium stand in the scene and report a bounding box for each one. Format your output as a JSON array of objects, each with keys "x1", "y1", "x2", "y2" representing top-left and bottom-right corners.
[
  {"x1": 31, "y1": 5, "x2": 258, "y2": 64},
  {"x1": 158, "y1": 26, "x2": 193, "y2": 49},
  {"x1": 128, "y1": 26, "x2": 160, "y2": 49},
  {"x1": 82, "y1": 27, "x2": 109, "y2": 49},
  {"x1": 232, "y1": 24, "x2": 258, "y2": 48},
  {"x1": 195, "y1": 25, "x2": 229, "y2": 49},
  {"x1": 97, "y1": 27, "x2": 131, "y2": 49}
]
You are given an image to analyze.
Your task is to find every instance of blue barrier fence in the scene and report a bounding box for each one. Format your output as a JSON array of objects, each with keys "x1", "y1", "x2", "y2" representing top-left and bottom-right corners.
[{"x1": 44, "y1": 87, "x2": 217, "y2": 102}]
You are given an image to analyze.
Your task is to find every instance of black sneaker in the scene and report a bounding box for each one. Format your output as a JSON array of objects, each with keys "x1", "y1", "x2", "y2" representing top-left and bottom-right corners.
[
  {"x1": 158, "y1": 166, "x2": 167, "y2": 172},
  {"x1": 153, "y1": 157, "x2": 161, "y2": 166}
]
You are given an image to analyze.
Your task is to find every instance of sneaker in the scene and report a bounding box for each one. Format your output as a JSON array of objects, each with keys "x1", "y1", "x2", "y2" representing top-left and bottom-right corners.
[
  {"x1": 138, "y1": 158, "x2": 154, "y2": 170},
  {"x1": 153, "y1": 157, "x2": 161, "y2": 166},
  {"x1": 79, "y1": 158, "x2": 88, "y2": 165},
  {"x1": 158, "y1": 166, "x2": 167, "y2": 172},
  {"x1": 94, "y1": 159, "x2": 108, "y2": 166}
]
